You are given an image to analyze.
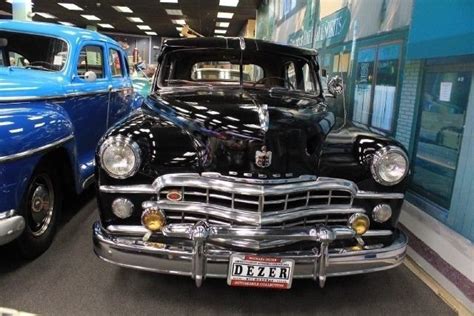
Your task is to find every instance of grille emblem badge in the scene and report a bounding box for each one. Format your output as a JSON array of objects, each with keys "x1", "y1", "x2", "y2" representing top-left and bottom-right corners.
[{"x1": 255, "y1": 146, "x2": 272, "y2": 168}]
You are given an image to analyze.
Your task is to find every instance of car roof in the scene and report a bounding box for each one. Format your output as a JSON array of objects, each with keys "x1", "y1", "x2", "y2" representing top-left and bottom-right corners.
[
  {"x1": 161, "y1": 37, "x2": 318, "y2": 59},
  {"x1": 0, "y1": 20, "x2": 119, "y2": 46}
]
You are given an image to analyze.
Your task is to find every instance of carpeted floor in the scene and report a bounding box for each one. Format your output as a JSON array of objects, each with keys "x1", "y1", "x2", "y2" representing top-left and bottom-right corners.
[{"x1": 0, "y1": 189, "x2": 455, "y2": 316}]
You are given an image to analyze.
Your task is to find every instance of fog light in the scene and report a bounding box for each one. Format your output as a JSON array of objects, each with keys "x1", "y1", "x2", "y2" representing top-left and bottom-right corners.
[
  {"x1": 372, "y1": 203, "x2": 392, "y2": 223},
  {"x1": 348, "y1": 213, "x2": 370, "y2": 235},
  {"x1": 112, "y1": 198, "x2": 134, "y2": 219},
  {"x1": 141, "y1": 208, "x2": 166, "y2": 231}
]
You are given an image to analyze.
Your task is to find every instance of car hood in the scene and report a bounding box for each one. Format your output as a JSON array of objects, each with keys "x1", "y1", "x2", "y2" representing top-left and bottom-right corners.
[
  {"x1": 144, "y1": 87, "x2": 335, "y2": 178},
  {"x1": 0, "y1": 68, "x2": 65, "y2": 101}
]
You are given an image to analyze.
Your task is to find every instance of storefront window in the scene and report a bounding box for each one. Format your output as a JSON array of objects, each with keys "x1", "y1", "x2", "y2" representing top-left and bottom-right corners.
[
  {"x1": 353, "y1": 43, "x2": 401, "y2": 132},
  {"x1": 411, "y1": 69, "x2": 472, "y2": 209}
]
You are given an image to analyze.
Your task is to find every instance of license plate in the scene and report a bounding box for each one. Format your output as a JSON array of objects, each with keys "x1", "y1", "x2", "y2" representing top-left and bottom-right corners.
[{"x1": 227, "y1": 254, "x2": 295, "y2": 289}]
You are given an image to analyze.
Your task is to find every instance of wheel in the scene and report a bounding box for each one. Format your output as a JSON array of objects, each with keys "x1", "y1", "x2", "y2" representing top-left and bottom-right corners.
[{"x1": 16, "y1": 160, "x2": 62, "y2": 259}]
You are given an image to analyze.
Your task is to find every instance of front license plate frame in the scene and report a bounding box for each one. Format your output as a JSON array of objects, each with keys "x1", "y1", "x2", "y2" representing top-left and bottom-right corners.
[{"x1": 227, "y1": 254, "x2": 295, "y2": 289}]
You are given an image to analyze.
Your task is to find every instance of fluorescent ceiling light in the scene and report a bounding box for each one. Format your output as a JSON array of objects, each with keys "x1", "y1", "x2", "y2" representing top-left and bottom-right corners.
[
  {"x1": 36, "y1": 12, "x2": 57, "y2": 19},
  {"x1": 216, "y1": 22, "x2": 229, "y2": 27},
  {"x1": 215, "y1": 29, "x2": 227, "y2": 34},
  {"x1": 160, "y1": 0, "x2": 178, "y2": 3},
  {"x1": 137, "y1": 25, "x2": 152, "y2": 30},
  {"x1": 112, "y1": 6, "x2": 133, "y2": 13},
  {"x1": 172, "y1": 19, "x2": 186, "y2": 25},
  {"x1": 127, "y1": 17, "x2": 143, "y2": 23},
  {"x1": 98, "y1": 23, "x2": 114, "y2": 29},
  {"x1": 165, "y1": 9, "x2": 183, "y2": 15},
  {"x1": 81, "y1": 14, "x2": 101, "y2": 21},
  {"x1": 219, "y1": 0, "x2": 239, "y2": 7},
  {"x1": 176, "y1": 26, "x2": 183, "y2": 31},
  {"x1": 217, "y1": 12, "x2": 233, "y2": 19},
  {"x1": 145, "y1": 31, "x2": 157, "y2": 35},
  {"x1": 58, "y1": 3, "x2": 83, "y2": 11},
  {"x1": 59, "y1": 21, "x2": 75, "y2": 26}
]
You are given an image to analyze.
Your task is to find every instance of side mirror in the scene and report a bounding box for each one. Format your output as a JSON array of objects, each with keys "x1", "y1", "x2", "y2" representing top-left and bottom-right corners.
[
  {"x1": 0, "y1": 38, "x2": 7, "y2": 48},
  {"x1": 327, "y1": 76, "x2": 344, "y2": 97},
  {"x1": 135, "y1": 61, "x2": 146, "y2": 72},
  {"x1": 83, "y1": 70, "x2": 97, "y2": 82}
]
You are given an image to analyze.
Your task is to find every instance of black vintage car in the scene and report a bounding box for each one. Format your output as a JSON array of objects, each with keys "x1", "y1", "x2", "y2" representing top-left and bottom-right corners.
[{"x1": 93, "y1": 38, "x2": 409, "y2": 289}]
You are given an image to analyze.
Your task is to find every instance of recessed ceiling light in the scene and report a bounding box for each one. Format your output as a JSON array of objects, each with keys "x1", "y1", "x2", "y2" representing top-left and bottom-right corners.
[
  {"x1": 145, "y1": 31, "x2": 157, "y2": 36},
  {"x1": 217, "y1": 12, "x2": 233, "y2": 19},
  {"x1": 215, "y1": 29, "x2": 227, "y2": 34},
  {"x1": 58, "y1": 3, "x2": 83, "y2": 11},
  {"x1": 127, "y1": 17, "x2": 144, "y2": 23},
  {"x1": 165, "y1": 9, "x2": 183, "y2": 15},
  {"x1": 112, "y1": 6, "x2": 133, "y2": 13},
  {"x1": 219, "y1": 0, "x2": 239, "y2": 7},
  {"x1": 81, "y1": 14, "x2": 101, "y2": 21},
  {"x1": 176, "y1": 26, "x2": 183, "y2": 31},
  {"x1": 172, "y1": 19, "x2": 186, "y2": 25},
  {"x1": 216, "y1": 22, "x2": 229, "y2": 28},
  {"x1": 160, "y1": 0, "x2": 178, "y2": 3},
  {"x1": 58, "y1": 21, "x2": 75, "y2": 26},
  {"x1": 137, "y1": 25, "x2": 152, "y2": 30},
  {"x1": 98, "y1": 23, "x2": 114, "y2": 29},
  {"x1": 36, "y1": 12, "x2": 57, "y2": 19}
]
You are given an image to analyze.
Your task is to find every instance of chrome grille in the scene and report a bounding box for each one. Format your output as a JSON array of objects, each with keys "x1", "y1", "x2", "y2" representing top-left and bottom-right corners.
[{"x1": 159, "y1": 187, "x2": 353, "y2": 214}]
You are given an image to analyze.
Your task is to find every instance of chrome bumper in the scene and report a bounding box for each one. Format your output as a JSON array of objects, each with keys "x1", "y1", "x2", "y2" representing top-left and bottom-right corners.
[
  {"x1": 0, "y1": 210, "x2": 25, "y2": 245},
  {"x1": 93, "y1": 221, "x2": 407, "y2": 288}
]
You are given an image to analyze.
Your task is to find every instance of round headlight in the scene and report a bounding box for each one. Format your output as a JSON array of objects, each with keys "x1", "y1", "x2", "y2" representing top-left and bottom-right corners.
[
  {"x1": 371, "y1": 146, "x2": 409, "y2": 186},
  {"x1": 99, "y1": 136, "x2": 141, "y2": 179}
]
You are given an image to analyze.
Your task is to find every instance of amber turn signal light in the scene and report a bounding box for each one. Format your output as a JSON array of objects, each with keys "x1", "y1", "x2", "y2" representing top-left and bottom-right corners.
[
  {"x1": 141, "y1": 208, "x2": 166, "y2": 231},
  {"x1": 348, "y1": 213, "x2": 370, "y2": 235}
]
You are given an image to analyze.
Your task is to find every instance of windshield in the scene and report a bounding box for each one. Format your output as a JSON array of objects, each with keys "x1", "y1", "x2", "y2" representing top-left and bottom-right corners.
[
  {"x1": 0, "y1": 31, "x2": 68, "y2": 71},
  {"x1": 159, "y1": 48, "x2": 319, "y2": 95}
]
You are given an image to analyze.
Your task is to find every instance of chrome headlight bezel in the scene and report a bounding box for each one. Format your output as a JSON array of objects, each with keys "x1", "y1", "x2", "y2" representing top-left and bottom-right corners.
[
  {"x1": 99, "y1": 136, "x2": 142, "y2": 179},
  {"x1": 371, "y1": 146, "x2": 409, "y2": 186}
]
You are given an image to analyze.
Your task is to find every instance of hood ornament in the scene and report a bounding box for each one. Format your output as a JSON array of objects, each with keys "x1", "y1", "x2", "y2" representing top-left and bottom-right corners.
[{"x1": 255, "y1": 146, "x2": 272, "y2": 168}]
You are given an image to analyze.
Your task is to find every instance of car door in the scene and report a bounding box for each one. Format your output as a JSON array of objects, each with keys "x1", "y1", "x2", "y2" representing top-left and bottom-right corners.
[
  {"x1": 106, "y1": 44, "x2": 133, "y2": 127},
  {"x1": 66, "y1": 42, "x2": 110, "y2": 182}
]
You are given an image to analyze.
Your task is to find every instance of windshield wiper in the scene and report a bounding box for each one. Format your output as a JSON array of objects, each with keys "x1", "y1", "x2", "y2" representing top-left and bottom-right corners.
[
  {"x1": 24, "y1": 65, "x2": 53, "y2": 72},
  {"x1": 166, "y1": 79, "x2": 212, "y2": 87}
]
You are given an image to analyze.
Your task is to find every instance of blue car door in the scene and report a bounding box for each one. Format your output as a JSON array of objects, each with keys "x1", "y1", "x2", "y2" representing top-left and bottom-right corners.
[
  {"x1": 65, "y1": 42, "x2": 110, "y2": 183},
  {"x1": 106, "y1": 44, "x2": 133, "y2": 127}
]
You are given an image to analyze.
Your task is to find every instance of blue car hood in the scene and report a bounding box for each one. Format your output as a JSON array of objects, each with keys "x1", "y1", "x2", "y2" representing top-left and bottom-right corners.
[{"x1": 0, "y1": 68, "x2": 66, "y2": 101}]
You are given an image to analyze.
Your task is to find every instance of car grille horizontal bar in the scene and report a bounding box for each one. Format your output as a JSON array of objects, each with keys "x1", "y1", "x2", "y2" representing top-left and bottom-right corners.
[{"x1": 159, "y1": 188, "x2": 353, "y2": 213}]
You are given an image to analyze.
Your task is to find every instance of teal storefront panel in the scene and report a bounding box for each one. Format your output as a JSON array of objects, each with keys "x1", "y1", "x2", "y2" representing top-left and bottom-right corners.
[{"x1": 407, "y1": 0, "x2": 474, "y2": 59}]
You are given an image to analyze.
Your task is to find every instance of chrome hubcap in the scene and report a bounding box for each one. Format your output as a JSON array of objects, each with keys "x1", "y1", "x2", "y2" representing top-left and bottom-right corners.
[{"x1": 29, "y1": 174, "x2": 54, "y2": 237}]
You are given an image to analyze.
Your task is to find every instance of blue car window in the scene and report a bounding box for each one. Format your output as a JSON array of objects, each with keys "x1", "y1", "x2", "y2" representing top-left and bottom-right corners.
[
  {"x1": 109, "y1": 48, "x2": 124, "y2": 77},
  {"x1": 77, "y1": 45, "x2": 105, "y2": 79}
]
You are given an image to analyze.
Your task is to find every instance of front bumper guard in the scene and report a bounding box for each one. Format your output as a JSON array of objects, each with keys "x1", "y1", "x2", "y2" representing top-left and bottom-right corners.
[{"x1": 93, "y1": 221, "x2": 407, "y2": 288}]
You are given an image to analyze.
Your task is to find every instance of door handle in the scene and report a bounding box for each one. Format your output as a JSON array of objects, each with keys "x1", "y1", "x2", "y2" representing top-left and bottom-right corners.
[{"x1": 108, "y1": 85, "x2": 113, "y2": 92}]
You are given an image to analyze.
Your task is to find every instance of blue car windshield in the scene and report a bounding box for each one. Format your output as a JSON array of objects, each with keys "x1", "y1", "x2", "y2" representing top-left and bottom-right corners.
[{"x1": 0, "y1": 31, "x2": 68, "y2": 71}]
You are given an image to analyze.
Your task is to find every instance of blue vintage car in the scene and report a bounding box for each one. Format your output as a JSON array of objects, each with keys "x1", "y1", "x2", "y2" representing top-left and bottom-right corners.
[{"x1": 0, "y1": 21, "x2": 138, "y2": 257}]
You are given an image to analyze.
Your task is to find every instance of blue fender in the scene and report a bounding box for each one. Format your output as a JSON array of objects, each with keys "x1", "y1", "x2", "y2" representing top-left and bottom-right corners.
[{"x1": 0, "y1": 101, "x2": 76, "y2": 212}]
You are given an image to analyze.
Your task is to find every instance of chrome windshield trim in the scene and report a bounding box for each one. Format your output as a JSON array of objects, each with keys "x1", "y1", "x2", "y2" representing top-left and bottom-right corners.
[{"x1": 0, "y1": 135, "x2": 74, "y2": 163}]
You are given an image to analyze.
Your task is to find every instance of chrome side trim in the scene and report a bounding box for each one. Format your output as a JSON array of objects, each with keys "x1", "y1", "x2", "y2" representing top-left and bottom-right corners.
[
  {"x1": 0, "y1": 135, "x2": 74, "y2": 163},
  {"x1": 0, "y1": 90, "x2": 110, "y2": 103},
  {"x1": 82, "y1": 174, "x2": 95, "y2": 189},
  {"x1": 202, "y1": 172, "x2": 317, "y2": 184},
  {"x1": 356, "y1": 191, "x2": 404, "y2": 200},
  {"x1": 100, "y1": 184, "x2": 155, "y2": 194}
]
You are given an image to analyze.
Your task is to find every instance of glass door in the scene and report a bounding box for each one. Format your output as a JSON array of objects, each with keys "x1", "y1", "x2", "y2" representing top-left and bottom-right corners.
[{"x1": 411, "y1": 69, "x2": 472, "y2": 209}]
